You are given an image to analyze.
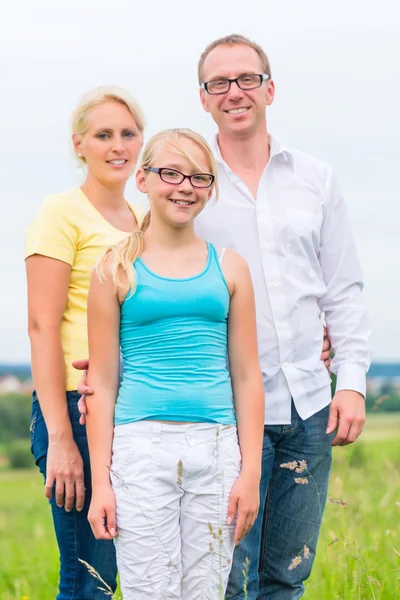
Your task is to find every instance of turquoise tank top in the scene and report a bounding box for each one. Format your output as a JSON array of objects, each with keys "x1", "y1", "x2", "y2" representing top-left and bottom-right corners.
[{"x1": 114, "y1": 242, "x2": 236, "y2": 425}]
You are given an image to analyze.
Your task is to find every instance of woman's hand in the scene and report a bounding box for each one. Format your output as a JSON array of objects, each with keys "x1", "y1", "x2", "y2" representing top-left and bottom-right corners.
[
  {"x1": 46, "y1": 436, "x2": 85, "y2": 512},
  {"x1": 88, "y1": 485, "x2": 118, "y2": 540},
  {"x1": 227, "y1": 472, "x2": 260, "y2": 544}
]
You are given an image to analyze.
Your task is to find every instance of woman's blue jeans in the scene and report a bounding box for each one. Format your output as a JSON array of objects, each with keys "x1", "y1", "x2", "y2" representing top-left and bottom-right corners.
[
  {"x1": 30, "y1": 391, "x2": 117, "y2": 600},
  {"x1": 226, "y1": 402, "x2": 333, "y2": 600}
]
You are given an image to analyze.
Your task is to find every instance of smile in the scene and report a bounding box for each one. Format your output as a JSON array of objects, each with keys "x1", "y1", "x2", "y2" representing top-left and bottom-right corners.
[
  {"x1": 169, "y1": 199, "x2": 196, "y2": 206},
  {"x1": 225, "y1": 107, "x2": 249, "y2": 114},
  {"x1": 107, "y1": 159, "x2": 128, "y2": 165}
]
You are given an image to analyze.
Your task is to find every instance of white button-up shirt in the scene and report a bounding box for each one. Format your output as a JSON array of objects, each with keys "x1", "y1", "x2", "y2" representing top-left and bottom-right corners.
[{"x1": 195, "y1": 136, "x2": 372, "y2": 425}]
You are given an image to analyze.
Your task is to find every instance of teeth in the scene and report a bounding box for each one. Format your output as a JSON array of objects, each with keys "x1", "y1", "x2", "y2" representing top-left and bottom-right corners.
[
  {"x1": 109, "y1": 159, "x2": 126, "y2": 165},
  {"x1": 171, "y1": 200, "x2": 192, "y2": 206},
  {"x1": 227, "y1": 108, "x2": 249, "y2": 114}
]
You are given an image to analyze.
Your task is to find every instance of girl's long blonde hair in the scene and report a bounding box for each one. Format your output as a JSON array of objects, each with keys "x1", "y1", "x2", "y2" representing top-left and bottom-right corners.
[{"x1": 97, "y1": 128, "x2": 218, "y2": 296}]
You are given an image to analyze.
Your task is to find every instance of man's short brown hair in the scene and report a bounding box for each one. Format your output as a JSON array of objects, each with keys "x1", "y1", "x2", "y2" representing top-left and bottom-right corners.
[{"x1": 198, "y1": 34, "x2": 272, "y2": 85}]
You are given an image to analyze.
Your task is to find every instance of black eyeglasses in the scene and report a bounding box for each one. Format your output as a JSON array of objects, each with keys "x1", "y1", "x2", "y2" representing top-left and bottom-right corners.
[
  {"x1": 144, "y1": 167, "x2": 215, "y2": 188},
  {"x1": 201, "y1": 73, "x2": 270, "y2": 95}
]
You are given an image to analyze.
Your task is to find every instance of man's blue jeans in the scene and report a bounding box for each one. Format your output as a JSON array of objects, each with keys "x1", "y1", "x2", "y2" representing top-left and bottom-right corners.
[
  {"x1": 30, "y1": 391, "x2": 118, "y2": 600},
  {"x1": 226, "y1": 402, "x2": 333, "y2": 600}
]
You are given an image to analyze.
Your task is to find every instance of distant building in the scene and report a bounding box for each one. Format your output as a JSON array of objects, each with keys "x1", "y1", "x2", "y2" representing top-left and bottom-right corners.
[
  {"x1": 0, "y1": 375, "x2": 33, "y2": 395},
  {"x1": 0, "y1": 375, "x2": 22, "y2": 394}
]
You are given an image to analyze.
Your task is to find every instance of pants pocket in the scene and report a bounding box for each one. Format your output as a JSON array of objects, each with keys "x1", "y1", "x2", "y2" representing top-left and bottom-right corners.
[{"x1": 29, "y1": 392, "x2": 40, "y2": 449}]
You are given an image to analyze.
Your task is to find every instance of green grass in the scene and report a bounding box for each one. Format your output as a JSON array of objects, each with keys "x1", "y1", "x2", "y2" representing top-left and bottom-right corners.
[
  {"x1": 306, "y1": 415, "x2": 400, "y2": 599},
  {"x1": 0, "y1": 414, "x2": 399, "y2": 599}
]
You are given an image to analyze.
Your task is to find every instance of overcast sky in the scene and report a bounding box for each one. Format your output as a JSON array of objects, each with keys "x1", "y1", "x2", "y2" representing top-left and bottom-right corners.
[{"x1": 1, "y1": 0, "x2": 398, "y2": 363}]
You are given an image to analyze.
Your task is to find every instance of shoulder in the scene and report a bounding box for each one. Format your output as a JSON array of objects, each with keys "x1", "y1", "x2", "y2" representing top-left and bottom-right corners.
[
  {"x1": 221, "y1": 248, "x2": 248, "y2": 270},
  {"x1": 219, "y1": 248, "x2": 251, "y2": 293},
  {"x1": 41, "y1": 188, "x2": 81, "y2": 211},
  {"x1": 281, "y1": 144, "x2": 338, "y2": 203},
  {"x1": 32, "y1": 188, "x2": 82, "y2": 226},
  {"x1": 286, "y1": 145, "x2": 334, "y2": 178},
  {"x1": 25, "y1": 189, "x2": 81, "y2": 261}
]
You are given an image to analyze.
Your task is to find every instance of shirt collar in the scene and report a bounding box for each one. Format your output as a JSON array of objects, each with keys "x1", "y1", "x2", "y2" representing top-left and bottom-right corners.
[{"x1": 212, "y1": 133, "x2": 294, "y2": 171}]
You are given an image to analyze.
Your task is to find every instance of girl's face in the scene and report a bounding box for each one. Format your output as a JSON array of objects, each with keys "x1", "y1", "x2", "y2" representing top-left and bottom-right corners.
[
  {"x1": 136, "y1": 137, "x2": 214, "y2": 228},
  {"x1": 73, "y1": 100, "x2": 143, "y2": 188}
]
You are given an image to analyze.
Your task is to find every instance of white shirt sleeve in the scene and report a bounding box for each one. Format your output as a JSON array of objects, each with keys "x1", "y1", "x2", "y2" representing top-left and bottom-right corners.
[{"x1": 318, "y1": 169, "x2": 372, "y2": 397}]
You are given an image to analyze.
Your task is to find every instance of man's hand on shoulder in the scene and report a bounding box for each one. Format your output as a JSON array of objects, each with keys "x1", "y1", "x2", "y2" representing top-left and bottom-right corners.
[{"x1": 326, "y1": 390, "x2": 366, "y2": 446}]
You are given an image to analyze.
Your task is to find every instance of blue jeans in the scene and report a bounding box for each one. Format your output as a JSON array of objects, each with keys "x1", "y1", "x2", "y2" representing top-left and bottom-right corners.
[
  {"x1": 226, "y1": 402, "x2": 333, "y2": 600},
  {"x1": 30, "y1": 391, "x2": 118, "y2": 600}
]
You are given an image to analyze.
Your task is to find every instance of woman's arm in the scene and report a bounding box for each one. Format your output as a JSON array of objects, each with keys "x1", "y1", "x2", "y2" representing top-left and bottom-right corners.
[
  {"x1": 223, "y1": 250, "x2": 265, "y2": 544},
  {"x1": 86, "y1": 259, "x2": 121, "y2": 539},
  {"x1": 26, "y1": 255, "x2": 85, "y2": 511}
]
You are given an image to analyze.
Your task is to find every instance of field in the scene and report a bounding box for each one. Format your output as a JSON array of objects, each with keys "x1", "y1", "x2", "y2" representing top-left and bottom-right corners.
[{"x1": 0, "y1": 413, "x2": 399, "y2": 600}]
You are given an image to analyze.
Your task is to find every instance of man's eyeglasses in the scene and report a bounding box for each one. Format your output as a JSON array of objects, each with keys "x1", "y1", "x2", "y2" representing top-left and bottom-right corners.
[
  {"x1": 144, "y1": 167, "x2": 215, "y2": 188},
  {"x1": 201, "y1": 73, "x2": 270, "y2": 95}
]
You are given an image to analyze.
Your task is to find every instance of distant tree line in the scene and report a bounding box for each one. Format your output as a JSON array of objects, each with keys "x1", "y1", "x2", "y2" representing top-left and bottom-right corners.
[
  {"x1": 0, "y1": 388, "x2": 399, "y2": 468},
  {"x1": 1, "y1": 388, "x2": 399, "y2": 446}
]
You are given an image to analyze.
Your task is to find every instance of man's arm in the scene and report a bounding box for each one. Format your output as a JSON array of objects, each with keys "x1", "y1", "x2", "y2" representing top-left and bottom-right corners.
[{"x1": 318, "y1": 169, "x2": 372, "y2": 445}]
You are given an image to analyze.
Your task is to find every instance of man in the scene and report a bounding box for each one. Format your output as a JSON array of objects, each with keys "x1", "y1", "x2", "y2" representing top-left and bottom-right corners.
[
  {"x1": 76, "y1": 34, "x2": 371, "y2": 599},
  {"x1": 194, "y1": 35, "x2": 371, "y2": 599}
]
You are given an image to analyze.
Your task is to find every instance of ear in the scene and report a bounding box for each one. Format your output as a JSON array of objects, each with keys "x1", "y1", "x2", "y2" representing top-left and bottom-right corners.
[
  {"x1": 266, "y1": 79, "x2": 275, "y2": 107},
  {"x1": 72, "y1": 133, "x2": 82, "y2": 157},
  {"x1": 199, "y1": 87, "x2": 210, "y2": 113},
  {"x1": 136, "y1": 168, "x2": 147, "y2": 193}
]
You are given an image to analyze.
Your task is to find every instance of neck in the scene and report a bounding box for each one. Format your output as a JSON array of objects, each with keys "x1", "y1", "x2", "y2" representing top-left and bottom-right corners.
[
  {"x1": 81, "y1": 175, "x2": 126, "y2": 210},
  {"x1": 217, "y1": 125, "x2": 270, "y2": 172},
  {"x1": 145, "y1": 214, "x2": 197, "y2": 250}
]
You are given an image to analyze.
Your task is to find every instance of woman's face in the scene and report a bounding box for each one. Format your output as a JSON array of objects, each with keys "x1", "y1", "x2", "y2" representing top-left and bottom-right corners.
[
  {"x1": 73, "y1": 100, "x2": 143, "y2": 187},
  {"x1": 136, "y1": 137, "x2": 214, "y2": 228}
]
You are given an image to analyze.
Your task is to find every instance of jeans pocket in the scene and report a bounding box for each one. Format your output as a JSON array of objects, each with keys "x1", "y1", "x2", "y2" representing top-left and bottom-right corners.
[{"x1": 29, "y1": 392, "x2": 40, "y2": 448}]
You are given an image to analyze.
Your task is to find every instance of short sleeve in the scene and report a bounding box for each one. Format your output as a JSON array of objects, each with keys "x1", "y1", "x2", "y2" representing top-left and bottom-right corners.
[{"x1": 24, "y1": 194, "x2": 79, "y2": 265}]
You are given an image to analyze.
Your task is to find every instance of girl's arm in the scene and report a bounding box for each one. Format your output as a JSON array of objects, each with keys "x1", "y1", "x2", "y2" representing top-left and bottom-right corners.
[
  {"x1": 223, "y1": 250, "x2": 265, "y2": 544},
  {"x1": 26, "y1": 255, "x2": 85, "y2": 512},
  {"x1": 86, "y1": 258, "x2": 121, "y2": 540}
]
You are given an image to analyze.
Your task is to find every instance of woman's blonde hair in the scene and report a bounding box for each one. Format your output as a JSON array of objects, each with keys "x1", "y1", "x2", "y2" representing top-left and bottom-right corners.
[
  {"x1": 71, "y1": 85, "x2": 145, "y2": 166},
  {"x1": 97, "y1": 128, "x2": 218, "y2": 296}
]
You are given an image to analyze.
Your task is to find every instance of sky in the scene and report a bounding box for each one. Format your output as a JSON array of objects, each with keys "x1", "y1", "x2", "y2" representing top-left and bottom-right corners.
[{"x1": 0, "y1": 0, "x2": 399, "y2": 363}]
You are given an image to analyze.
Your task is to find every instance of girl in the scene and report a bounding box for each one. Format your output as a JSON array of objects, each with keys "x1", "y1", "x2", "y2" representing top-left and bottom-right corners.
[
  {"x1": 86, "y1": 128, "x2": 264, "y2": 599},
  {"x1": 25, "y1": 86, "x2": 145, "y2": 599}
]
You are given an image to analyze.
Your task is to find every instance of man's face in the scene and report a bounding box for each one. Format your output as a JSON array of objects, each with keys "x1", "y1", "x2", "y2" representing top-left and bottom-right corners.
[{"x1": 199, "y1": 44, "x2": 274, "y2": 138}]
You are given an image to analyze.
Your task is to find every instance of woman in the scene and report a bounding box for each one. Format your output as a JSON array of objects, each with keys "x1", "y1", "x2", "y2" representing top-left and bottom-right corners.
[
  {"x1": 85, "y1": 128, "x2": 265, "y2": 599},
  {"x1": 25, "y1": 86, "x2": 145, "y2": 599}
]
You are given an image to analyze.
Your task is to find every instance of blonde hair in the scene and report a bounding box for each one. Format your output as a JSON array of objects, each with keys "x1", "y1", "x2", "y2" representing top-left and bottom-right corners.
[
  {"x1": 198, "y1": 34, "x2": 272, "y2": 84},
  {"x1": 98, "y1": 128, "x2": 218, "y2": 296},
  {"x1": 71, "y1": 86, "x2": 145, "y2": 166}
]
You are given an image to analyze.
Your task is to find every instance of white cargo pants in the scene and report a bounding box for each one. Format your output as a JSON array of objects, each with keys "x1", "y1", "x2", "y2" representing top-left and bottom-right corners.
[{"x1": 110, "y1": 421, "x2": 241, "y2": 599}]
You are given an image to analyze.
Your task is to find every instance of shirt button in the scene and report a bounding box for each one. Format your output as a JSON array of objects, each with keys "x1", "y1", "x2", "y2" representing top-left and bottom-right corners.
[
  {"x1": 283, "y1": 362, "x2": 289, "y2": 368},
  {"x1": 272, "y1": 283, "x2": 278, "y2": 288}
]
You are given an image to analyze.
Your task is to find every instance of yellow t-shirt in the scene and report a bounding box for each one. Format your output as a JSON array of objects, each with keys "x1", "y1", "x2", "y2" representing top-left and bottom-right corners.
[{"x1": 24, "y1": 187, "x2": 145, "y2": 391}]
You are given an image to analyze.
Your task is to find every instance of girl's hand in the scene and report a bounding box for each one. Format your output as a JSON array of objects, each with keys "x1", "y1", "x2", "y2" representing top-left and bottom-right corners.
[
  {"x1": 88, "y1": 485, "x2": 118, "y2": 540},
  {"x1": 227, "y1": 472, "x2": 260, "y2": 545}
]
